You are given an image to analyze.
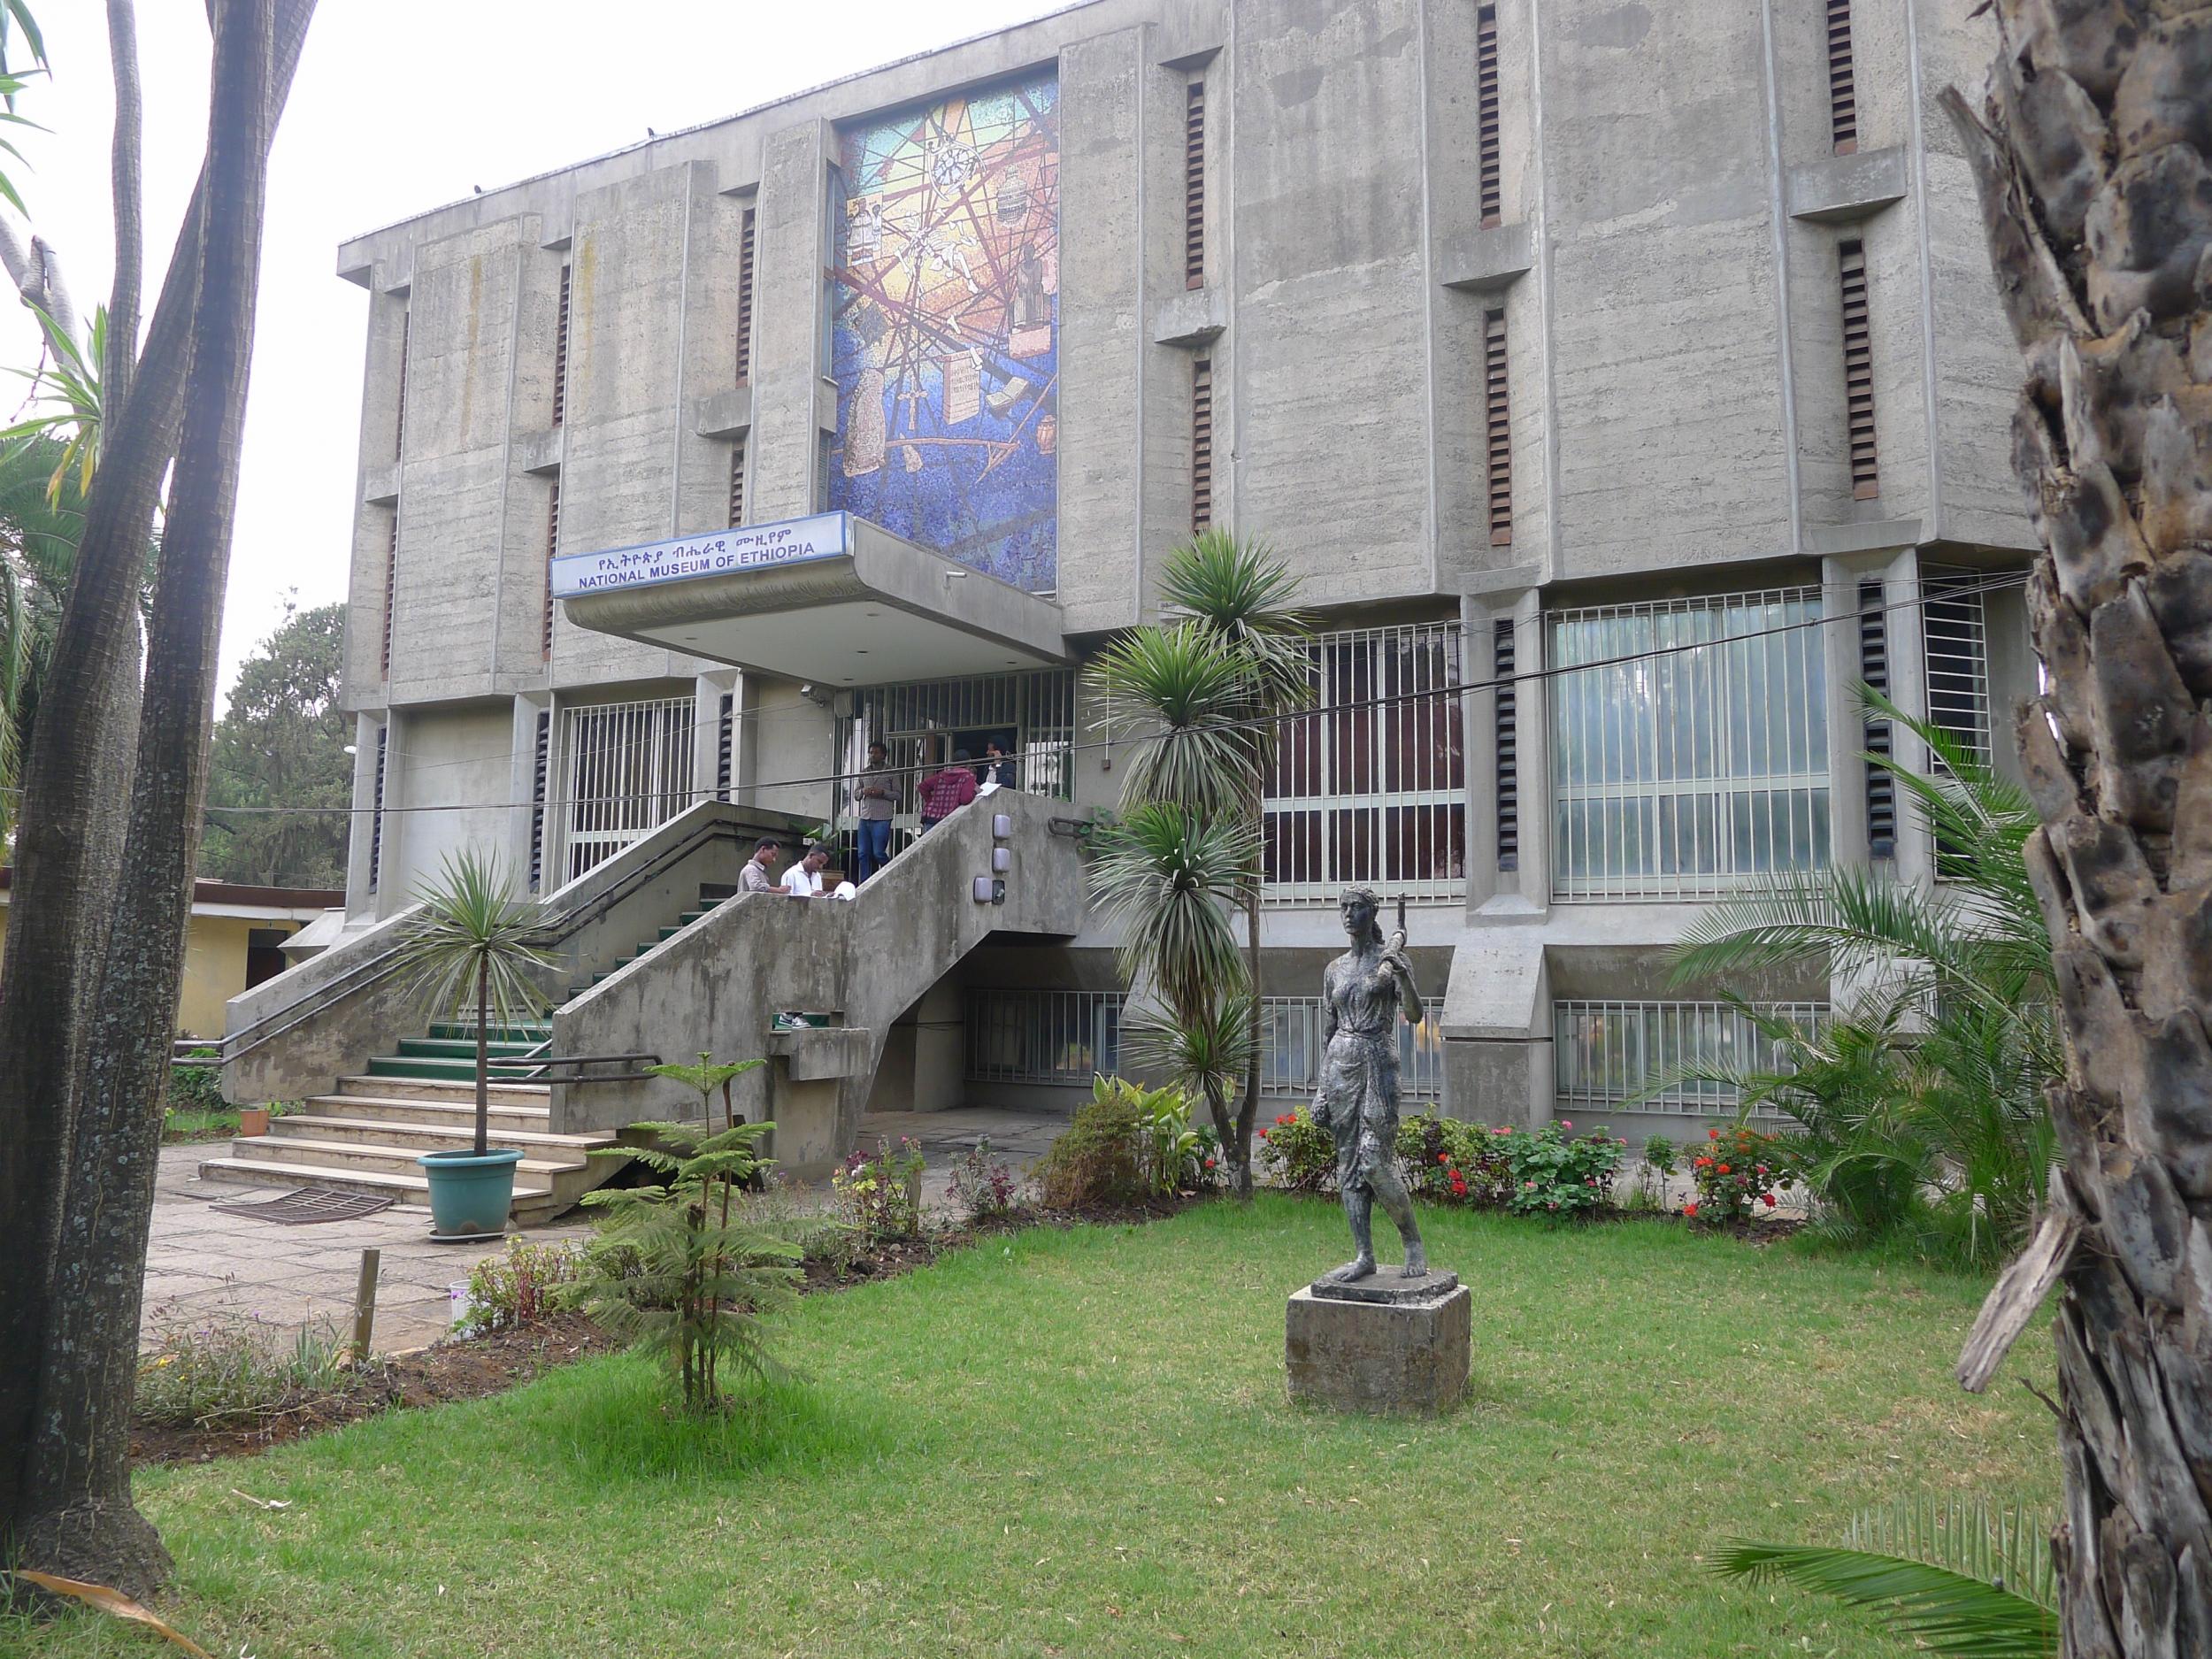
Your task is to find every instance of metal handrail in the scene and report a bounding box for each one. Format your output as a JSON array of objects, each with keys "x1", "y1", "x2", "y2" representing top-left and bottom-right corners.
[
  {"x1": 521, "y1": 1050, "x2": 664, "y2": 1086},
  {"x1": 215, "y1": 811, "x2": 784, "y2": 1067}
]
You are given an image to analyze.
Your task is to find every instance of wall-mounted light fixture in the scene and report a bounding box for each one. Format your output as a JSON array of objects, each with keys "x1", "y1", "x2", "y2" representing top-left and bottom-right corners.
[
  {"x1": 991, "y1": 847, "x2": 1011, "y2": 873},
  {"x1": 992, "y1": 813, "x2": 1012, "y2": 839}
]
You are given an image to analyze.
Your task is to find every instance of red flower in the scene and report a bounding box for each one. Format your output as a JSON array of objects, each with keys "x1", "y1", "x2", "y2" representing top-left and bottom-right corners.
[
  {"x1": 1763, "y1": 1193, "x2": 1777, "y2": 1208},
  {"x1": 1257, "y1": 1128, "x2": 1270, "y2": 1139},
  {"x1": 1755, "y1": 1164, "x2": 1769, "y2": 1174},
  {"x1": 1203, "y1": 1158, "x2": 1216, "y2": 1170},
  {"x1": 1276, "y1": 1113, "x2": 1294, "y2": 1126},
  {"x1": 1684, "y1": 1202, "x2": 1700, "y2": 1217},
  {"x1": 1439, "y1": 1153, "x2": 1451, "y2": 1164},
  {"x1": 1494, "y1": 1125, "x2": 1510, "y2": 1136},
  {"x1": 1717, "y1": 1164, "x2": 1731, "y2": 1174},
  {"x1": 1709, "y1": 1128, "x2": 1721, "y2": 1140}
]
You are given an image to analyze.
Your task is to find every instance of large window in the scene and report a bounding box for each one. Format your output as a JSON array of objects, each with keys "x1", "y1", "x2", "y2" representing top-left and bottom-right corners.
[
  {"x1": 560, "y1": 695, "x2": 696, "y2": 883},
  {"x1": 1554, "y1": 999, "x2": 1828, "y2": 1118},
  {"x1": 1263, "y1": 621, "x2": 1467, "y2": 905},
  {"x1": 1549, "y1": 588, "x2": 1831, "y2": 900},
  {"x1": 834, "y1": 670, "x2": 1074, "y2": 837}
]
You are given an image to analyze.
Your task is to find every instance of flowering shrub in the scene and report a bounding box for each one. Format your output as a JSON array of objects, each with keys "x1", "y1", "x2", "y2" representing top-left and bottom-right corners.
[
  {"x1": 948, "y1": 1137, "x2": 1018, "y2": 1221},
  {"x1": 1256, "y1": 1108, "x2": 1337, "y2": 1193},
  {"x1": 1500, "y1": 1119, "x2": 1627, "y2": 1218},
  {"x1": 832, "y1": 1136, "x2": 926, "y2": 1240},
  {"x1": 461, "y1": 1238, "x2": 583, "y2": 1335},
  {"x1": 1394, "y1": 1113, "x2": 1511, "y2": 1207},
  {"x1": 1685, "y1": 1124, "x2": 1804, "y2": 1225}
]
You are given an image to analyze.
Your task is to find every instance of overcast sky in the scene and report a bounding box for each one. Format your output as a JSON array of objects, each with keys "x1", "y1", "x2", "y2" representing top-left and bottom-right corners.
[{"x1": 0, "y1": 0, "x2": 1068, "y2": 708}]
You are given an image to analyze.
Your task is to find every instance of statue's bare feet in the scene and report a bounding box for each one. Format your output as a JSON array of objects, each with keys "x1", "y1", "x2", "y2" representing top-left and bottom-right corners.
[
  {"x1": 1328, "y1": 1256, "x2": 1378, "y2": 1283},
  {"x1": 1402, "y1": 1248, "x2": 1429, "y2": 1278}
]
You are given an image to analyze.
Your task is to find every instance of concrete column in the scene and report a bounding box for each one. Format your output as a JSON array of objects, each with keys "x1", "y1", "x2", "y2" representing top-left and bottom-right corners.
[
  {"x1": 1819, "y1": 555, "x2": 1876, "y2": 873},
  {"x1": 749, "y1": 119, "x2": 833, "y2": 525},
  {"x1": 344, "y1": 710, "x2": 383, "y2": 918},
  {"x1": 1487, "y1": 588, "x2": 1548, "y2": 916},
  {"x1": 910, "y1": 975, "x2": 964, "y2": 1113},
  {"x1": 690, "y1": 670, "x2": 738, "y2": 807},
  {"x1": 505, "y1": 693, "x2": 548, "y2": 887},
  {"x1": 1887, "y1": 549, "x2": 1937, "y2": 892},
  {"x1": 373, "y1": 709, "x2": 408, "y2": 922}
]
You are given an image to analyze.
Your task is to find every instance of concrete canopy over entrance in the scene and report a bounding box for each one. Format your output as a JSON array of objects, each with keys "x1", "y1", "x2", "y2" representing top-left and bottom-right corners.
[{"x1": 556, "y1": 511, "x2": 1070, "y2": 687}]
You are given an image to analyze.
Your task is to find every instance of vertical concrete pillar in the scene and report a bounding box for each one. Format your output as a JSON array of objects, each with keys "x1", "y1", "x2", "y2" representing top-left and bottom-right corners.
[
  {"x1": 505, "y1": 693, "x2": 548, "y2": 887},
  {"x1": 910, "y1": 976, "x2": 965, "y2": 1113},
  {"x1": 344, "y1": 710, "x2": 384, "y2": 918},
  {"x1": 750, "y1": 119, "x2": 833, "y2": 525},
  {"x1": 690, "y1": 670, "x2": 738, "y2": 808}
]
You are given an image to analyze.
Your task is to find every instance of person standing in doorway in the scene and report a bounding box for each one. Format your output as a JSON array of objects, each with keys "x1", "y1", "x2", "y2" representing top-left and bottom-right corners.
[
  {"x1": 739, "y1": 838, "x2": 780, "y2": 894},
  {"x1": 852, "y1": 740, "x2": 897, "y2": 883},
  {"x1": 917, "y1": 746, "x2": 978, "y2": 832},
  {"x1": 977, "y1": 739, "x2": 1017, "y2": 792}
]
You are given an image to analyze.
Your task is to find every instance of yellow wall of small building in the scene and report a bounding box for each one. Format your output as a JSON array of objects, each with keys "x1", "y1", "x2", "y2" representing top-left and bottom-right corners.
[{"x1": 0, "y1": 908, "x2": 289, "y2": 1040}]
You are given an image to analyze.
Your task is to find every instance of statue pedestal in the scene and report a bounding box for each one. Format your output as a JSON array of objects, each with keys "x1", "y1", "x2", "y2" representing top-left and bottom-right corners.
[{"x1": 1286, "y1": 1272, "x2": 1469, "y2": 1415}]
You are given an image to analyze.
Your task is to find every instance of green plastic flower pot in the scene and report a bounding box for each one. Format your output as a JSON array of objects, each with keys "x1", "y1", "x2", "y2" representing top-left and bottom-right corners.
[{"x1": 419, "y1": 1148, "x2": 523, "y2": 1240}]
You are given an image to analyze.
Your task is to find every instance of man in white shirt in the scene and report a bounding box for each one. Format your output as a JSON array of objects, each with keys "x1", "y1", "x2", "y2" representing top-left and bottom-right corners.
[{"x1": 781, "y1": 847, "x2": 830, "y2": 898}]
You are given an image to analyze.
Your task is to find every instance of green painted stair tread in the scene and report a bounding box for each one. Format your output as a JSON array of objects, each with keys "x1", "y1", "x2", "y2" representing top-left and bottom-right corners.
[
  {"x1": 365, "y1": 1058, "x2": 541, "y2": 1081},
  {"x1": 395, "y1": 1037, "x2": 546, "y2": 1061},
  {"x1": 426, "y1": 1022, "x2": 550, "y2": 1043}
]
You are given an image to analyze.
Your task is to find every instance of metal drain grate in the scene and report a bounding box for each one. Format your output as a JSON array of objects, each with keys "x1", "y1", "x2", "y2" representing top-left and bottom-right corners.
[{"x1": 208, "y1": 1187, "x2": 396, "y2": 1225}]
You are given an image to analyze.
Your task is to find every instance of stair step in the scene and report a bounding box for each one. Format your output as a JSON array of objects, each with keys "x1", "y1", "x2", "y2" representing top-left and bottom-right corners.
[
  {"x1": 311, "y1": 1092, "x2": 552, "y2": 1129},
  {"x1": 227, "y1": 1134, "x2": 589, "y2": 1179},
  {"x1": 194, "y1": 1157, "x2": 553, "y2": 1208},
  {"x1": 427, "y1": 1021, "x2": 552, "y2": 1043},
  {"x1": 365, "y1": 1057, "x2": 542, "y2": 1082},
  {"x1": 396, "y1": 1036, "x2": 547, "y2": 1060},
  {"x1": 678, "y1": 910, "x2": 707, "y2": 925},
  {"x1": 273, "y1": 1114, "x2": 614, "y2": 1154},
  {"x1": 334, "y1": 1075, "x2": 551, "y2": 1105},
  {"x1": 697, "y1": 882, "x2": 739, "y2": 904}
]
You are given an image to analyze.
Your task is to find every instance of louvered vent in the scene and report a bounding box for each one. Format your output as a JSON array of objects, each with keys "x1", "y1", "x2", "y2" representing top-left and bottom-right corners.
[
  {"x1": 1494, "y1": 618, "x2": 1520, "y2": 872},
  {"x1": 735, "y1": 206, "x2": 757, "y2": 384},
  {"x1": 1484, "y1": 309, "x2": 1512, "y2": 546},
  {"x1": 551, "y1": 264, "x2": 572, "y2": 427},
  {"x1": 1477, "y1": 4, "x2": 1502, "y2": 227},
  {"x1": 717, "y1": 692, "x2": 736, "y2": 802},
  {"x1": 728, "y1": 435, "x2": 747, "y2": 527},
  {"x1": 527, "y1": 709, "x2": 552, "y2": 892},
  {"x1": 379, "y1": 512, "x2": 398, "y2": 680},
  {"x1": 1859, "y1": 578, "x2": 1896, "y2": 859},
  {"x1": 1184, "y1": 80, "x2": 1206, "y2": 289},
  {"x1": 541, "y1": 480, "x2": 561, "y2": 659},
  {"x1": 1828, "y1": 0, "x2": 1859, "y2": 155},
  {"x1": 393, "y1": 310, "x2": 410, "y2": 457},
  {"x1": 1192, "y1": 353, "x2": 1215, "y2": 533},
  {"x1": 1839, "y1": 239, "x2": 1878, "y2": 500},
  {"x1": 368, "y1": 727, "x2": 388, "y2": 893}
]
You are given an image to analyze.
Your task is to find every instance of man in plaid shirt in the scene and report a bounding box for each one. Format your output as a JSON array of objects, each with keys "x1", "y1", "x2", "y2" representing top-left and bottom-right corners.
[{"x1": 916, "y1": 749, "x2": 978, "y2": 831}]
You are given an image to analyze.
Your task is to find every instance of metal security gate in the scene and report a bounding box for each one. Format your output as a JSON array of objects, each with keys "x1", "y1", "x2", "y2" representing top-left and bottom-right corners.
[
  {"x1": 1263, "y1": 621, "x2": 1467, "y2": 905},
  {"x1": 560, "y1": 695, "x2": 695, "y2": 882},
  {"x1": 833, "y1": 670, "x2": 1075, "y2": 837}
]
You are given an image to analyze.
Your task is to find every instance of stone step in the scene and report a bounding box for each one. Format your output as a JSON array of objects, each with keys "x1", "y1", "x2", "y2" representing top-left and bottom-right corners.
[
  {"x1": 396, "y1": 1035, "x2": 547, "y2": 1061},
  {"x1": 365, "y1": 1056, "x2": 541, "y2": 1082},
  {"x1": 697, "y1": 882, "x2": 740, "y2": 904},
  {"x1": 334, "y1": 1074, "x2": 551, "y2": 1105},
  {"x1": 192, "y1": 1156, "x2": 570, "y2": 1224},
  {"x1": 308, "y1": 1092, "x2": 553, "y2": 1131},
  {"x1": 427, "y1": 1021, "x2": 552, "y2": 1043},
  {"x1": 227, "y1": 1134, "x2": 589, "y2": 1181},
  {"x1": 271, "y1": 1114, "x2": 613, "y2": 1156}
]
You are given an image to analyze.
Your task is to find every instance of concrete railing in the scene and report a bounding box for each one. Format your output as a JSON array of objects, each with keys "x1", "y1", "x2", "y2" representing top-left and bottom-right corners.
[
  {"x1": 548, "y1": 790, "x2": 1087, "y2": 1172},
  {"x1": 219, "y1": 800, "x2": 813, "y2": 1105}
]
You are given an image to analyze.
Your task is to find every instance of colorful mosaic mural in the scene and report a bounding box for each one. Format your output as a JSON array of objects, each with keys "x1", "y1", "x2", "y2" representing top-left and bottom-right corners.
[{"x1": 829, "y1": 75, "x2": 1059, "y2": 593}]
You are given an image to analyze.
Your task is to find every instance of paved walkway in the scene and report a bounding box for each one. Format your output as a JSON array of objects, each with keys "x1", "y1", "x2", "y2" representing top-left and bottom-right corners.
[{"x1": 145, "y1": 1108, "x2": 1068, "y2": 1356}]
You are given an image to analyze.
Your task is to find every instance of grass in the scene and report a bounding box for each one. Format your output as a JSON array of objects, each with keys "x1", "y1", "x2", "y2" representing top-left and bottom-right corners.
[{"x1": 13, "y1": 1198, "x2": 2057, "y2": 1657}]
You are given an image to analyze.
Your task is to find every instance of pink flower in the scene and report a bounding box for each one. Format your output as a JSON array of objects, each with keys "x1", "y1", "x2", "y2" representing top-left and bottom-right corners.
[
  {"x1": 1561, "y1": 1121, "x2": 1572, "y2": 1131},
  {"x1": 1524, "y1": 1180, "x2": 1537, "y2": 1190}
]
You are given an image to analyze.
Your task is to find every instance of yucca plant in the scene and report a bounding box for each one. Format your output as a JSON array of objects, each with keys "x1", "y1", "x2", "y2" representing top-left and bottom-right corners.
[
  {"x1": 1712, "y1": 1500, "x2": 2058, "y2": 1657},
  {"x1": 392, "y1": 850, "x2": 557, "y2": 1156},
  {"x1": 566, "y1": 1118, "x2": 800, "y2": 1412}
]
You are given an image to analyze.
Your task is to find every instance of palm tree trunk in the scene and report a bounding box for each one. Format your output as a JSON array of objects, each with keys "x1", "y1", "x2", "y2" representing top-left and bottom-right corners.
[
  {"x1": 1240, "y1": 882, "x2": 1263, "y2": 1201},
  {"x1": 0, "y1": 0, "x2": 313, "y2": 1544},
  {"x1": 475, "y1": 956, "x2": 491, "y2": 1157},
  {"x1": 1947, "y1": 9, "x2": 2212, "y2": 1650},
  {"x1": 12, "y1": 0, "x2": 286, "y2": 1594}
]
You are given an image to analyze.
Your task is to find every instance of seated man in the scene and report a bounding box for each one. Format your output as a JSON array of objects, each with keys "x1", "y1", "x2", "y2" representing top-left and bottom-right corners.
[
  {"x1": 738, "y1": 838, "x2": 780, "y2": 893},
  {"x1": 781, "y1": 846, "x2": 830, "y2": 898}
]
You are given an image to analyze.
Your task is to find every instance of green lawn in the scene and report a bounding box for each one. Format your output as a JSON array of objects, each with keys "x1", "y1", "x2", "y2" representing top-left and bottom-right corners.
[{"x1": 17, "y1": 1199, "x2": 2057, "y2": 1657}]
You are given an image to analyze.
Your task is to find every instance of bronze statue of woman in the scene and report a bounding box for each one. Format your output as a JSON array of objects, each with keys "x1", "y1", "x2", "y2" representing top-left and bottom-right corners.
[{"x1": 1312, "y1": 887, "x2": 1428, "y2": 1282}]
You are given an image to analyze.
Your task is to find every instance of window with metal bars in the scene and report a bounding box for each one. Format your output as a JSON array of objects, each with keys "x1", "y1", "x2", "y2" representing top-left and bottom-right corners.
[
  {"x1": 1494, "y1": 618, "x2": 1519, "y2": 872},
  {"x1": 716, "y1": 692, "x2": 735, "y2": 802},
  {"x1": 1859, "y1": 579, "x2": 1897, "y2": 858},
  {"x1": 1920, "y1": 567, "x2": 1993, "y2": 772},
  {"x1": 833, "y1": 670, "x2": 1075, "y2": 837},
  {"x1": 1555, "y1": 1000, "x2": 1827, "y2": 1116},
  {"x1": 559, "y1": 695, "x2": 697, "y2": 882},
  {"x1": 1183, "y1": 79, "x2": 1206, "y2": 288},
  {"x1": 1191, "y1": 354, "x2": 1214, "y2": 533},
  {"x1": 1548, "y1": 588, "x2": 1832, "y2": 900},
  {"x1": 393, "y1": 310, "x2": 410, "y2": 457},
  {"x1": 734, "y1": 206, "x2": 757, "y2": 384},
  {"x1": 1263, "y1": 621, "x2": 1469, "y2": 903},
  {"x1": 1827, "y1": 0, "x2": 1859, "y2": 155},
  {"x1": 527, "y1": 709, "x2": 552, "y2": 892},
  {"x1": 1483, "y1": 308, "x2": 1512, "y2": 546},
  {"x1": 727, "y1": 435, "x2": 747, "y2": 527},
  {"x1": 1839, "y1": 239, "x2": 1878, "y2": 499},
  {"x1": 541, "y1": 480, "x2": 561, "y2": 658},
  {"x1": 1261, "y1": 995, "x2": 1447, "y2": 1101},
  {"x1": 379, "y1": 512, "x2": 398, "y2": 680},
  {"x1": 551, "y1": 264, "x2": 572, "y2": 427},
  {"x1": 1477, "y1": 4, "x2": 1502, "y2": 227},
  {"x1": 367, "y1": 727, "x2": 388, "y2": 893}
]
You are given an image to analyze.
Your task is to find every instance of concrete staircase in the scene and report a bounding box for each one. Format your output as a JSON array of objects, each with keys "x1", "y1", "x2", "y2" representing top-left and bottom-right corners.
[{"x1": 197, "y1": 878, "x2": 743, "y2": 1222}]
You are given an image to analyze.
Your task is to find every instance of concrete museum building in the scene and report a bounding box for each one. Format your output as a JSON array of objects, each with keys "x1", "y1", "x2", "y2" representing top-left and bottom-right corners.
[{"x1": 211, "y1": 0, "x2": 2039, "y2": 1209}]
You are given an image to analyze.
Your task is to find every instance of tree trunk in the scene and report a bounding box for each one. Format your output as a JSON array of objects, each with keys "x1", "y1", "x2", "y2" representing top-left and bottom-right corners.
[
  {"x1": 474, "y1": 956, "x2": 490, "y2": 1156},
  {"x1": 1238, "y1": 885, "x2": 1262, "y2": 1200},
  {"x1": 1947, "y1": 6, "x2": 2212, "y2": 1650},
  {"x1": 0, "y1": 0, "x2": 312, "y2": 1542},
  {"x1": 15, "y1": 0, "x2": 283, "y2": 1595}
]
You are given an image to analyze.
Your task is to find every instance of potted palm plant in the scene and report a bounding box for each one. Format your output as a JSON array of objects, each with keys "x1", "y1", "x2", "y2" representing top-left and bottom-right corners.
[{"x1": 394, "y1": 850, "x2": 557, "y2": 1240}]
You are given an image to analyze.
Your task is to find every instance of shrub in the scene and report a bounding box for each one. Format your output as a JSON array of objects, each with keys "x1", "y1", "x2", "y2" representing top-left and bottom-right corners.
[
  {"x1": 1395, "y1": 1113, "x2": 1511, "y2": 1207},
  {"x1": 949, "y1": 1137, "x2": 1018, "y2": 1222},
  {"x1": 1500, "y1": 1119, "x2": 1627, "y2": 1219},
  {"x1": 1686, "y1": 1124, "x2": 1804, "y2": 1225},
  {"x1": 1033, "y1": 1077, "x2": 1148, "y2": 1208},
  {"x1": 136, "y1": 1307, "x2": 354, "y2": 1429},
  {"x1": 459, "y1": 1239, "x2": 582, "y2": 1336},
  {"x1": 1256, "y1": 1107, "x2": 1336, "y2": 1193},
  {"x1": 1125, "y1": 1079, "x2": 1214, "y2": 1194},
  {"x1": 564, "y1": 1119, "x2": 801, "y2": 1411},
  {"x1": 832, "y1": 1137, "x2": 926, "y2": 1240},
  {"x1": 167, "y1": 1048, "x2": 225, "y2": 1115}
]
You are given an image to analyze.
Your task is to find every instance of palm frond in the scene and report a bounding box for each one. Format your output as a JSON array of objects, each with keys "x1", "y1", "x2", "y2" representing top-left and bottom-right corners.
[
  {"x1": 1086, "y1": 802, "x2": 1255, "y2": 1017},
  {"x1": 1122, "y1": 987, "x2": 1256, "y2": 1123},
  {"x1": 392, "y1": 850, "x2": 557, "y2": 1032},
  {"x1": 1086, "y1": 622, "x2": 1261, "y2": 816}
]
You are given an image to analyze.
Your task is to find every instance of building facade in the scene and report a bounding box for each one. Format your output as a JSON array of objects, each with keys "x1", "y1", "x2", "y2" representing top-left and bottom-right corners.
[{"x1": 330, "y1": 0, "x2": 2035, "y2": 1139}]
